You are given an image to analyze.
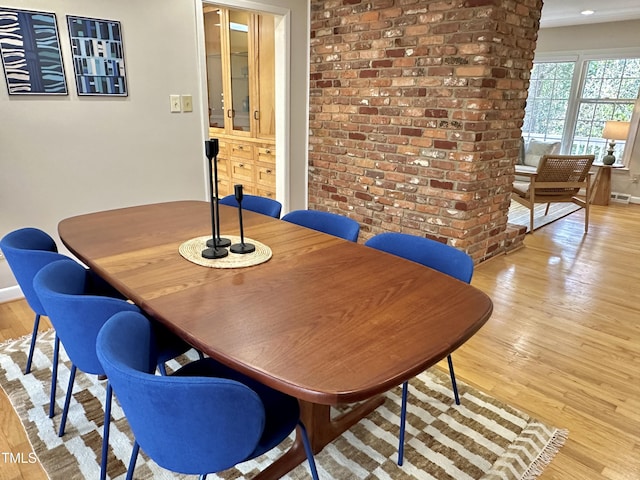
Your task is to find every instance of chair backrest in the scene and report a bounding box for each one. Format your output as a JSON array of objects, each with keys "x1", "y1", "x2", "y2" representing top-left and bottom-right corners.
[
  {"x1": 220, "y1": 194, "x2": 282, "y2": 218},
  {"x1": 281, "y1": 209, "x2": 360, "y2": 242},
  {"x1": 97, "y1": 311, "x2": 266, "y2": 475},
  {"x1": 364, "y1": 232, "x2": 474, "y2": 283},
  {"x1": 0, "y1": 228, "x2": 67, "y2": 315},
  {"x1": 33, "y1": 259, "x2": 139, "y2": 375},
  {"x1": 534, "y1": 154, "x2": 595, "y2": 195}
]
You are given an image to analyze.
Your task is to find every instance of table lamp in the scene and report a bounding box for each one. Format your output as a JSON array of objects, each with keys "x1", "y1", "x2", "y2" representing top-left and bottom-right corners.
[{"x1": 601, "y1": 121, "x2": 630, "y2": 165}]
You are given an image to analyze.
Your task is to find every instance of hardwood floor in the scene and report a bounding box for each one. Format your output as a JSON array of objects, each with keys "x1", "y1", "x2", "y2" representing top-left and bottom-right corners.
[{"x1": 0, "y1": 202, "x2": 638, "y2": 479}]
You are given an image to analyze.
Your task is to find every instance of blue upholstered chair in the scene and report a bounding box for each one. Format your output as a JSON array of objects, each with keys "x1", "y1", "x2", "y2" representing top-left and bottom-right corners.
[
  {"x1": 97, "y1": 311, "x2": 320, "y2": 480},
  {"x1": 282, "y1": 209, "x2": 360, "y2": 242},
  {"x1": 0, "y1": 228, "x2": 66, "y2": 374},
  {"x1": 33, "y1": 259, "x2": 193, "y2": 480},
  {"x1": 219, "y1": 194, "x2": 282, "y2": 218},
  {"x1": 364, "y1": 232, "x2": 474, "y2": 466}
]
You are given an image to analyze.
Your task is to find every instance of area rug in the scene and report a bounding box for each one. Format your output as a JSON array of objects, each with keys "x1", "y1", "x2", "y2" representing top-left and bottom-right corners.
[
  {"x1": 508, "y1": 201, "x2": 582, "y2": 232},
  {"x1": 0, "y1": 330, "x2": 567, "y2": 479}
]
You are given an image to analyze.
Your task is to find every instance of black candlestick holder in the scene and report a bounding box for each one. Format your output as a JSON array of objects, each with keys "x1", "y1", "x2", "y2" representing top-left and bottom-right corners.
[
  {"x1": 202, "y1": 139, "x2": 229, "y2": 259},
  {"x1": 229, "y1": 184, "x2": 255, "y2": 254}
]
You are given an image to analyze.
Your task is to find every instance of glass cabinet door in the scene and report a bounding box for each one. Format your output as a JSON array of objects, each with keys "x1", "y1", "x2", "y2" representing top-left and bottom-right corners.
[
  {"x1": 203, "y1": 7, "x2": 224, "y2": 130},
  {"x1": 228, "y1": 10, "x2": 250, "y2": 133},
  {"x1": 202, "y1": 4, "x2": 274, "y2": 140}
]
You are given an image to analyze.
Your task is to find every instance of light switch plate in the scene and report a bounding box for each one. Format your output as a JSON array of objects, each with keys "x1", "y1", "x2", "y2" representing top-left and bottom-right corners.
[
  {"x1": 170, "y1": 95, "x2": 181, "y2": 113},
  {"x1": 181, "y1": 95, "x2": 193, "y2": 113}
]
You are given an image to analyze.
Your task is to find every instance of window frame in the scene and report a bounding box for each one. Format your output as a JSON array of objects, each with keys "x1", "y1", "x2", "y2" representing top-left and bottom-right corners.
[{"x1": 529, "y1": 47, "x2": 640, "y2": 168}]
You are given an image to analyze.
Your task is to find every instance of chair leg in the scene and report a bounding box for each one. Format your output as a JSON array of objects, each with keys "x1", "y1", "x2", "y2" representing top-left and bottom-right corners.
[
  {"x1": 544, "y1": 203, "x2": 551, "y2": 215},
  {"x1": 126, "y1": 441, "x2": 140, "y2": 480},
  {"x1": 49, "y1": 334, "x2": 60, "y2": 418},
  {"x1": 398, "y1": 381, "x2": 409, "y2": 466},
  {"x1": 100, "y1": 383, "x2": 112, "y2": 480},
  {"x1": 529, "y1": 205, "x2": 535, "y2": 233},
  {"x1": 447, "y1": 354, "x2": 461, "y2": 405},
  {"x1": 25, "y1": 313, "x2": 41, "y2": 374},
  {"x1": 58, "y1": 364, "x2": 77, "y2": 437},
  {"x1": 298, "y1": 421, "x2": 320, "y2": 480}
]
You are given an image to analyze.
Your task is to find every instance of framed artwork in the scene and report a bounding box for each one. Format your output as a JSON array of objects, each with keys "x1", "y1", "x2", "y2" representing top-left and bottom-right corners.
[
  {"x1": 0, "y1": 8, "x2": 67, "y2": 95},
  {"x1": 66, "y1": 15, "x2": 127, "y2": 96}
]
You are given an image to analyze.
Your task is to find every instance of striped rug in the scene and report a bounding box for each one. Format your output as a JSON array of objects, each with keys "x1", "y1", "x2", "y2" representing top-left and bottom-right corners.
[
  {"x1": 508, "y1": 200, "x2": 582, "y2": 232},
  {"x1": 0, "y1": 330, "x2": 567, "y2": 479}
]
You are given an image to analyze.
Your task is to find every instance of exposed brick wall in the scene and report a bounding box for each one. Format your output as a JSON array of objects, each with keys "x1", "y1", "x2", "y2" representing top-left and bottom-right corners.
[{"x1": 308, "y1": 0, "x2": 542, "y2": 262}]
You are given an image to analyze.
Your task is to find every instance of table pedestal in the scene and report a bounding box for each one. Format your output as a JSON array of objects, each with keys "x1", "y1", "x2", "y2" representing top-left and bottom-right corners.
[{"x1": 251, "y1": 396, "x2": 385, "y2": 479}]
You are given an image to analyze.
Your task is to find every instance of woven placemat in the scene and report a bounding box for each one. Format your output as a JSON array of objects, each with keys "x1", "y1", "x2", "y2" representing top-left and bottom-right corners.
[{"x1": 179, "y1": 235, "x2": 272, "y2": 268}]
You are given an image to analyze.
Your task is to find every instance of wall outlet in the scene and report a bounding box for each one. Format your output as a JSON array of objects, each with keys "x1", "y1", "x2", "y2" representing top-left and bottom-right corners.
[
  {"x1": 632, "y1": 175, "x2": 639, "y2": 184},
  {"x1": 169, "y1": 95, "x2": 181, "y2": 113}
]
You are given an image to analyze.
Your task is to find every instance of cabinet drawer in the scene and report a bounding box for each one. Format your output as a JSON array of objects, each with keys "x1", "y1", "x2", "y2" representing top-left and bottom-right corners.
[
  {"x1": 256, "y1": 145, "x2": 276, "y2": 165},
  {"x1": 214, "y1": 156, "x2": 229, "y2": 177},
  {"x1": 229, "y1": 142, "x2": 254, "y2": 160},
  {"x1": 216, "y1": 139, "x2": 228, "y2": 159},
  {"x1": 231, "y1": 160, "x2": 254, "y2": 183},
  {"x1": 256, "y1": 164, "x2": 276, "y2": 188},
  {"x1": 256, "y1": 186, "x2": 276, "y2": 199},
  {"x1": 216, "y1": 177, "x2": 231, "y2": 197}
]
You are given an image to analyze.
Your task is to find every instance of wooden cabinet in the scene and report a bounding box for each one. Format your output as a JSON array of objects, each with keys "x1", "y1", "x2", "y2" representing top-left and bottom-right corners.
[
  {"x1": 202, "y1": 6, "x2": 276, "y2": 198},
  {"x1": 256, "y1": 146, "x2": 276, "y2": 198}
]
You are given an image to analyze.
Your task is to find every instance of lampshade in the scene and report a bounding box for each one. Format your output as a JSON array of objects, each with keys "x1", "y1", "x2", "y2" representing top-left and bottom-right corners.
[{"x1": 602, "y1": 121, "x2": 630, "y2": 141}]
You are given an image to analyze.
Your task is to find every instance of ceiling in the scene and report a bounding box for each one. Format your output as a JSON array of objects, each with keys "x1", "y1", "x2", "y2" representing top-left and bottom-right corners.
[{"x1": 540, "y1": 0, "x2": 640, "y2": 28}]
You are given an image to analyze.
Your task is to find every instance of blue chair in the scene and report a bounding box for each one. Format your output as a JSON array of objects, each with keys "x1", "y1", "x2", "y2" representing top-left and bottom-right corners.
[
  {"x1": 0, "y1": 228, "x2": 66, "y2": 374},
  {"x1": 0, "y1": 228, "x2": 134, "y2": 421},
  {"x1": 97, "y1": 311, "x2": 320, "y2": 480},
  {"x1": 33, "y1": 259, "x2": 193, "y2": 480},
  {"x1": 364, "y1": 232, "x2": 474, "y2": 466},
  {"x1": 219, "y1": 194, "x2": 282, "y2": 218},
  {"x1": 282, "y1": 209, "x2": 360, "y2": 242}
]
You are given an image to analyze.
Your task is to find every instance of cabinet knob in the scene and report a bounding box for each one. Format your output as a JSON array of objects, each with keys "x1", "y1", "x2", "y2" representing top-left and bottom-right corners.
[
  {"x1": 239, "y1": 163, "x2": 244, "y2": 168},
  {"x1": 266, "y1": 169, "x2": 272, "y2": 174},
  {"x1": 265, "y1": 149, "x2": 271, "y2": 154}
]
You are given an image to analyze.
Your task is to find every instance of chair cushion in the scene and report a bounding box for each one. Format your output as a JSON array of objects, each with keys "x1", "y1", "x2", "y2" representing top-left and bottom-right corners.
[
  {"x1": 518, "y1": 137, "x2": 526, "y2": 165},
  {"x1": 514, "y1": 164, "x2": 536, "y2": 182},
  {"x1": 512, "y1": 181, "x2": 530, "y2": 197},
  {"x1": 524, "y1": 139, "x2": 561, "y2": 168}
]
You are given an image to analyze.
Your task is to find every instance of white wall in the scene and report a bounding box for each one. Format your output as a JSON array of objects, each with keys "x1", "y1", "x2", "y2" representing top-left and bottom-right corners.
[
  {"x1": 0, "y1": 0, "x2": 310, "y2": 296},
  {"x1": 536, "y1": 19, "x2": 640, "y2": 199}
]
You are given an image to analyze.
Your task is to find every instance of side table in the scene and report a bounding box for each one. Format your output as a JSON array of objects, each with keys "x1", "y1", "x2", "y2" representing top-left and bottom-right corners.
[{"x1": 590, "y1": 164, "x2": 622, "y2": 206}]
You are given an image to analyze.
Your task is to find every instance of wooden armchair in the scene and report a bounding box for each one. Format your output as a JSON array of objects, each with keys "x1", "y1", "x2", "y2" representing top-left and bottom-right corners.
[{"x1": 513, "y1": 154, "x2": 595, "y2": 233}]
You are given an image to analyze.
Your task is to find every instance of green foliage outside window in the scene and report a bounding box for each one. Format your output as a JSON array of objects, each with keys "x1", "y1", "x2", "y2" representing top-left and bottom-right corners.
[{"x1": 523, "y1": 57, "x2": 640, "y2": 164}]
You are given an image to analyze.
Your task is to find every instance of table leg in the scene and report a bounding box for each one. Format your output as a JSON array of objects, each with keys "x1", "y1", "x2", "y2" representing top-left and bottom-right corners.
[
  {"x1": 590, "y1": 166, "x2": 612, "y2": 206},
  {"x1": 250, "y1": 396, "x2": 385, "y2": 479}
]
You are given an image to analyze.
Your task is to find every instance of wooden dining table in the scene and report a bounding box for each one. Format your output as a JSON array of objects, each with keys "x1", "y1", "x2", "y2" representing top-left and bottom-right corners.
[{"x1": 58, "y1": 200, "x2": 493, "y2": 479}]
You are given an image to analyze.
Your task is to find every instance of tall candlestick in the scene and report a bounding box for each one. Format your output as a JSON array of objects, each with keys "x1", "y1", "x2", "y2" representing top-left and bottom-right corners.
[{"x1": 202, "y1": 139, "x2": 228, "y2": 259}]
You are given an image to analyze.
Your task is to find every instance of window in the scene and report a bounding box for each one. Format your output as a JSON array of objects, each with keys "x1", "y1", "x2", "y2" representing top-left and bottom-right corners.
[{"x1": 523, "y1": 55, "x2": 640, "y2": 166}]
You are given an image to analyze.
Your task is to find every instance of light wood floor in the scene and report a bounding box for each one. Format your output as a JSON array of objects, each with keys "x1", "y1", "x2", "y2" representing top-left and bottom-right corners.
[{"x1": 0, "y1": 202, "x2": 638, "y2": 479}]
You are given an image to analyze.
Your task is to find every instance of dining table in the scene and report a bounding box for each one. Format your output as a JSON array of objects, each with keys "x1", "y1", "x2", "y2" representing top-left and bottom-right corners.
[{"x1": 58, "y1": 200, "x2": 493, "y2": 479}]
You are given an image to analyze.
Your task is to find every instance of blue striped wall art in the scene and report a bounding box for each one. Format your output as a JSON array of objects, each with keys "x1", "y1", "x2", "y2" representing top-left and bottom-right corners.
[{"x1": 0, "y1": 8, "x2": 67, "y2": 95}]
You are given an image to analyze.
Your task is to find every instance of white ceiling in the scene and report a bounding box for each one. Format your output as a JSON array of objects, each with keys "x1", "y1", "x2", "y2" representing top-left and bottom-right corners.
[{"x1": 540, "y1": 0, "x2": 640, "y2": 28}]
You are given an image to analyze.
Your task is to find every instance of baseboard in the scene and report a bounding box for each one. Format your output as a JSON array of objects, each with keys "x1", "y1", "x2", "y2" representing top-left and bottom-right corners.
[{"x1": 0, "y1": 285, "x2": 24, "y2": 304}]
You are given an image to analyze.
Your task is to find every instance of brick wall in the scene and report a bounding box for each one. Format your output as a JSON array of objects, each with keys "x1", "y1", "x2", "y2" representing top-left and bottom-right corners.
[{"x1": 308, "y1": 0, "x2": 542, "y2": 262}]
